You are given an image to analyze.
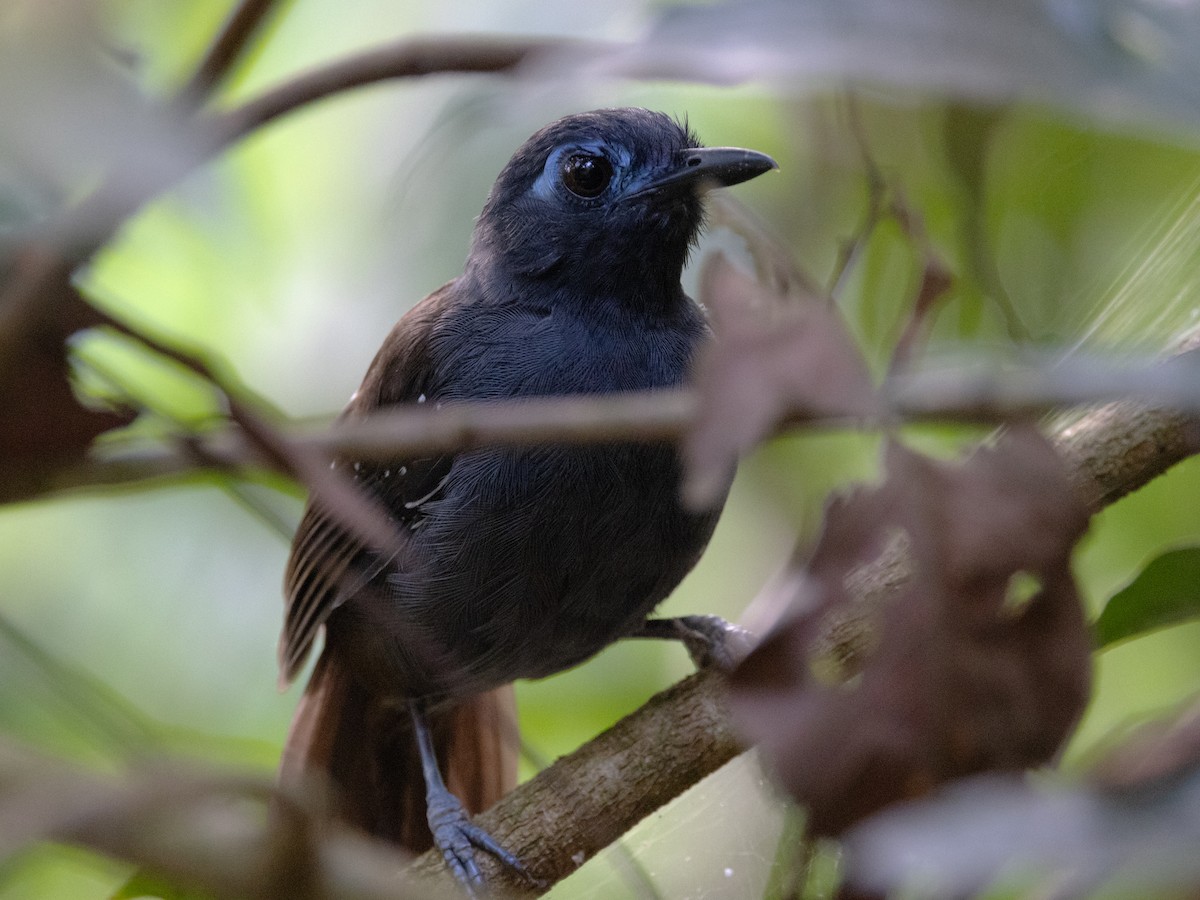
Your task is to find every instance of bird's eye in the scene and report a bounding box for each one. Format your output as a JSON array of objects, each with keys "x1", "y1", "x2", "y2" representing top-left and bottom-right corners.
[{"x1": 560, "y1": 154, "x2": 613, "y2": 199}]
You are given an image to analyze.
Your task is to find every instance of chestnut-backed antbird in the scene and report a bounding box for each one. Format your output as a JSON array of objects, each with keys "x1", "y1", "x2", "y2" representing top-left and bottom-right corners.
[{"x1": 279, "y1": 108, "x2": 776, "y2": 887}]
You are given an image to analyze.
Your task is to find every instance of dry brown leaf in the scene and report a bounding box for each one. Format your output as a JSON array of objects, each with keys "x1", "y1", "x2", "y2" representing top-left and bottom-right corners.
[
  {"x1": 0, "y1": 255, "x2": 132, "y2": 502},
  {"x1": 731, "y1": 426, "x2": 1092, "y2": 836},
  {"x1": 683, "y1": 253, "x2": 877, "y2": 508}
]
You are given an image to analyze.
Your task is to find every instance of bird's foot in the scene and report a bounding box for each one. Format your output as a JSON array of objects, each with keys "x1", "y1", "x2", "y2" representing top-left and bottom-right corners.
[
  {"x1": 637, "y1": 614, "x2": 755, "y2": 672},
  {"x1": 426, "y1": 785, "x2": 535, "y2": 894}
]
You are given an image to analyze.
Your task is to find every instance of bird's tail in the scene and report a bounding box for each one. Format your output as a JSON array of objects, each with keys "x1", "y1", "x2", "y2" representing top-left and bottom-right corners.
[{"x1": 280, "y1": 652, "x2": 519, "y2": 850}]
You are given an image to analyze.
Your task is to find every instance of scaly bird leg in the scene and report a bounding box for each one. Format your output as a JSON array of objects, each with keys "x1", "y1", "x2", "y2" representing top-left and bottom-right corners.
[{"x1": 410, "y1": 699, "x2": 532, "y2": 893}]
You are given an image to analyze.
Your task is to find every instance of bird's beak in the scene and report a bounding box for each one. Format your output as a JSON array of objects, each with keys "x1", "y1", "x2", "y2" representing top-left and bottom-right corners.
[{"x1": 633, "y1": 147, "x2": 778, "y2": 198}]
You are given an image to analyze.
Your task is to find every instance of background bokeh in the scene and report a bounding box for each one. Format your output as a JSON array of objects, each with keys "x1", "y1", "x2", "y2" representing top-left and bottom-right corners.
[{"x1": 3, "y1": 0, "x2": 1200, "y2": 896}]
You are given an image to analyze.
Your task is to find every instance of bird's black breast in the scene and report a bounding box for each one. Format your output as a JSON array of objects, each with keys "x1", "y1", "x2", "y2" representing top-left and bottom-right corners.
[
  {"x1": 332, "y1": 282, "x2": 721, "y2": 699},
  {"x1": 427, "y1": 274, "x2": 705, "y2": 399}
]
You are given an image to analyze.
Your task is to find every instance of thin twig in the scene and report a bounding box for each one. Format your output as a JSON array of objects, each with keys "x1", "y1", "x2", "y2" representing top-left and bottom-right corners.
[
  {"x1": 177, "y1": 0, "x2": 279, "y2": 107},
  {"x1": 12, "y1": 389, "x2": 697, "y2": 502},
  {"x1": 828, "y1": 93, "x2": 887, "y2": 299},
  {"x1": 883, "y1": 190, "x2": 955, "y2": 376},
  {"x1": 210, "y1": 36, "x2": 580, "y2": 144},
  {"x1": 88, "y1": 307, "x2": 404, "y2": 555},
  {"x1": 73, "y1": 349, "x2": 297, "y2": 541}
]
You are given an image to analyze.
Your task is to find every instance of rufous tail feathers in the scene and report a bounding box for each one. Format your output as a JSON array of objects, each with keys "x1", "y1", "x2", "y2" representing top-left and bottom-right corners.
[{"x1": 280, "y1": 652, "x2": 519, "y2": 850}]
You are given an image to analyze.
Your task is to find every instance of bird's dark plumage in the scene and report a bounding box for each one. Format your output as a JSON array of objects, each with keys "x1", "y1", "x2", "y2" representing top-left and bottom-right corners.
[{"x1": 279, "y1": 108, "x2": 776, "y2": 882}]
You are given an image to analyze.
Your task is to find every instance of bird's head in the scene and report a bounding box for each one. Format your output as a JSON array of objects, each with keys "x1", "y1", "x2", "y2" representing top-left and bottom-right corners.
[{"x1": 468, "y1": 108, "x2": 776, "y2": 301}]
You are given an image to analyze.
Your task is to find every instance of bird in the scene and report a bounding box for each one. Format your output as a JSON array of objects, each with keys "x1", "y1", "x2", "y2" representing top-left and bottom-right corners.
[{"x1": 278, "y1": 107, "x2": 776, "y2": 888}]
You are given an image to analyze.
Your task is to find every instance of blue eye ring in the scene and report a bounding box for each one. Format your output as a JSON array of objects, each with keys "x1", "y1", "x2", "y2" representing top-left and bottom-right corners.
[{"x1": 560, "y1": 153, "x2": 614, "y2": 198}]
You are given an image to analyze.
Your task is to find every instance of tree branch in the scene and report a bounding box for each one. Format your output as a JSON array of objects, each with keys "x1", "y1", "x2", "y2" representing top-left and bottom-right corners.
[
  {"x1": 415, "y1": 671, "x2": 740, "y2": 893},
  {"x1": 208, "y1": 36, "x2": 585, "y2": 145},
  {"x1": 1055, "y1": 399, "x2": 1200, "y2": 508},
  {"x1": 16, "y1": 346, "x2": 1200, "y2": 505},
  {"x1": 178, "y1": 0, "x2": 280, "y2": 107},
  {"x1": 401, "y1": 384, "x2": 1200, "y2": 893},
  {"x1": 0, "y1": 738, "x2": 453, "y2": 900},
  {"x1": 12, "y1": 34, "x2": 561, "y2": 260}
]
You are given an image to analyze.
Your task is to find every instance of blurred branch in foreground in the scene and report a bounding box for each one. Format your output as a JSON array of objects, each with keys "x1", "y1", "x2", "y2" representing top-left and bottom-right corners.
[
  {"x1": 15, "y1": 343, "x2": 1200, "y2": 505},
  {"x1": 0, "y1": 737, "x2": 455, "y2": 900},
  {"x1": 176, "y1": 0, "x2": 280, "y2": 106},
  {"x1": 208, "y1": 37, "x2": 589, "y2": 143}
]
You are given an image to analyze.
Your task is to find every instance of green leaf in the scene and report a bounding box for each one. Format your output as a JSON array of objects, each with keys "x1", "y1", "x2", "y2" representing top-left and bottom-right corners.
[
  {"x1": 1095, "y1": 547, "x2": 1200, "y2": 648},
  {"x1": 111, "y1": 870, "x2": 212, "y2": 900}
]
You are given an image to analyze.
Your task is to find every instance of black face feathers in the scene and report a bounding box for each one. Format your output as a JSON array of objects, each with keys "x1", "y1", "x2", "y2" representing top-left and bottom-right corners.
[
  {"x1": 482, "y1": 109, "x2": 702, "y2": 211},
  {"x1": 468, "y1": 108, "x2": 776, "y2": 296}
]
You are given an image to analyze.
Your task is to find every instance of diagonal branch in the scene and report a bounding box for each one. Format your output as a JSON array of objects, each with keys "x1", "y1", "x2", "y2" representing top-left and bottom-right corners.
[
  {"x1": 178, "y1": 0, "x2": 280, "y2": 106},
  {"x1": 18, "y1": 35, "x2": 563, "y2": 260},
  {"x1": 414, "y1": 670, "x2": 739, "y2": 893},
  {"x1": 402, "y1": 381, "x2": 1200, "y2": 893},
  {"x1": 209, "y1": 36, "x2": 589, "y2": 143}
]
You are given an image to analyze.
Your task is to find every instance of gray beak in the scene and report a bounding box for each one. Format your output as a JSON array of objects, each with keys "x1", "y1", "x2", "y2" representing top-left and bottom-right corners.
[{"x1": 639, "y1": 146, "x2": 778, "y2": 197}]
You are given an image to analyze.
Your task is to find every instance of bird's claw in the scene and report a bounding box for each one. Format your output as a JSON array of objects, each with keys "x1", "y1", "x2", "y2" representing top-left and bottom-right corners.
[
  {"x1": 671, "y1": 614, "x2": 755, "y2": 672},
  {"x1": 428, "y1": 790, "x2": 536, "y2": 895}
]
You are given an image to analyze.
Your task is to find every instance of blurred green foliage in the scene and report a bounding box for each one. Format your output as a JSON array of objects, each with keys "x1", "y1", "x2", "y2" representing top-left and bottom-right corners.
[
  {"x1": 3, "y1": 0, "x2": 1200, "y2": 896},
  {"x1": 1094, "y1": 546, "x2": 1200, "y2": 649}
]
